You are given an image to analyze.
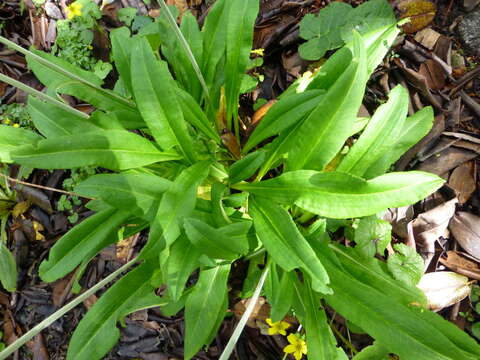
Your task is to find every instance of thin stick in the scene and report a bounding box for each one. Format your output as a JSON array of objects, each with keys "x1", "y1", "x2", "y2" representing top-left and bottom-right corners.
[
  {"x1": 0, "y1": 73, "x2": 89, "y2": 119},
  {"x1": 219, "y1": 265, "x2": 269, "y2": 360},
  {"x1": 0, "y1": 35, "x2": 135, "y2": 108},
  {"x1": 0, "y1": 173, "x2": 95, "y2": 200},
  {"x1": 158, "y1": 1, "x2": 211, "y2": 104},
  {"x1": 0, "y1": 257, "x2": 139, "y2": 360}
]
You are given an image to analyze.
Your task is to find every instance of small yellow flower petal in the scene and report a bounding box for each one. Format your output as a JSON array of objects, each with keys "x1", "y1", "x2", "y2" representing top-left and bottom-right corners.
[
  {"x1": 12, "y1": 123, "x2": 19, "y2": 128},
  {"x1": 67, "y1": 2, "x2": 83, "y2": 20},
  {"x1": 4, "y1": 118, "x2": 11, "y2": 124},
  {"x1": 251, "y1": 48, "x2": 265, "y2": 56},
  {"x1": 267, "y1": 327, "x2": 277, "y2": 336},
  {"x1": 294, "y1": 350, "x2": 303, "y2": 360},
  {"x1": 266, "y1": 318, "x2": 274, "y2": 327},
  {"x1": 287, "y1": 333, "x2": 299, "y2": 345},
  {"x1": 283, "y1": 344, "x2": 296, "y2": 354}
]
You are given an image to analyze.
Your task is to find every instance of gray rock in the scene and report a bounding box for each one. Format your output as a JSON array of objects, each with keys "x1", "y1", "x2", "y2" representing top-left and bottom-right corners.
[
  {"x1": 464, "y1": 0, "x2": 480, "y2": 11},
  {"x1": 458, "y1": 10, "x2": 480, "y2": 56}
]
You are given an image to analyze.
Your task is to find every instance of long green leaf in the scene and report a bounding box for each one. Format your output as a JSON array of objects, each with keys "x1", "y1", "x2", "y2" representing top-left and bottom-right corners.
[
  {"x1": 184, "y1": 264, "x2": 231, "y2": 360},
  {"x1": 337, "y1": 85, "x2": 409, "y2": 176},
  {"x1": 75, "y1": 173, "x2": 172, "y2": 221},
  {"x1": 287, "y1": 32, "x2": 367, "y2": 171},
  {"x1": 165, "y1": 234, "x2": 201, "y2": 301},
  {"x1": 293, "y1": 278, "x2": 345, "y2": 360},
  {"x1": 110, "y1": 27, "x2": 135, "y2": 95},
  {"x1": 39, "y1": 207, "x2": 130, "y2": 282},
  {"x1": 237, "y1": 171, "x2": 444, "y2": 219},
  {"x1": 131, "y1": 38, "x2": 195, "y2": 162},
  {"x1": 224, "y1": 0, "x2": 259, "y2": 128},
  {"x1": 28, "y1": 96, "x2": 100, "y2": 138},
  {"x1": 67, "y1": 260, "x2": 163, "y2": 360},
  {"x1": 364, "y1": 106, "x2": 434, "y2": 178},
  {"x1": 243, "y1": 90, "x2": 324, "y2": 153},
  {"x1": 0, "y1": 242, "x2": 17, "y2": 292},
  {"x1": 175, "y1": 86, "x2": 221, "y2": 144},
  {"x1": 249, "y1": 196, "x2": 331, "y2": 294},
  {"x1": 142, "y1": 161, "x2": 211, "y2": 256},
  {"x1": 321, "y1": 245, "x2": 480, "y2": 359},
  {"x1": 184, "y1": 218, "x2": 249, "y2": 260},
  {"x1": 0, "y1": 125, "x2": 42, "y2": 163},
  {"x1": 11, "y1": 130, "x2": 181, "y2": 171}
]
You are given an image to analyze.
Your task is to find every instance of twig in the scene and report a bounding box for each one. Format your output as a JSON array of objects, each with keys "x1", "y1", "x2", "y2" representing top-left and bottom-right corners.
[{"x1": 0, "y1": 173, "x2": 95, "y2": 200}]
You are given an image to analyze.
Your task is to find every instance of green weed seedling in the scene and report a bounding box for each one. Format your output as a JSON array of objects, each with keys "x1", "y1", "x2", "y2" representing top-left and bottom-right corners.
[{"x1": 0, "y1": 0, "x2": 480, "y2": 359}]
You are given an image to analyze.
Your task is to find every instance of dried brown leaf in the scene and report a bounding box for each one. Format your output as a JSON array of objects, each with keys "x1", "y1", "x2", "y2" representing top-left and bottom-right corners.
[
  {"x1": 450, "y1": 212, "x2": 480, "y2": 260},
  {"x1": 413, "y1": 197, "x2": 458, "y2": 267},
  {"x1": 439, "y1": 251, "x2": 480, "y2": 281},
  {"x1": 398, "y1": 0, "x2": 436, "y2": 34},
  {"x1": 449, "y1": 161, "x2": 476, "y2": 204}
]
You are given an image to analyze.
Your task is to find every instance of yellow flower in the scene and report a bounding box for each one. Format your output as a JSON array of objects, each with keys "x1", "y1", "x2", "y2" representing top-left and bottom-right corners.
[
  {"x1": 66, "y1": 2, "x2": 83, "y2": 20},
  {"x1": 3, "y1": 118, "x2": 11, "y2": 125},
  {"x1": 265, "y1": 318, "x2": 290, "y2": 336},
  {"x1": 251, "y1": 48, "x2": 265, "y2": 56},
  {"x1": 12, "y1": 123, "x2": 19, "y2": 128},
  {"x1": 283, "y1": 333, "x2": 307, "y2": 360}
]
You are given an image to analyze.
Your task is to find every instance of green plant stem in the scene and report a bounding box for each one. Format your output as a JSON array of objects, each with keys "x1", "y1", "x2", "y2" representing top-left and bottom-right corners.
[
  {"x1": 0, "y1": 257, "x2": 139, "y2": 360},
  {"x1": 329, "y1": 322, "x2": 358, "y2": 355},
  {"x1": 0, "y1": 73, "x2": 89, "y2": 119},
  {"x1": 0, "y1": 35, "x2": 134, "y2": 108},
  {"x1": 158, "y1": 0, "x2": 211, "y2": 105},
  {"x1": 219, "y1": 263, "x2": 269, "y2": 360}
]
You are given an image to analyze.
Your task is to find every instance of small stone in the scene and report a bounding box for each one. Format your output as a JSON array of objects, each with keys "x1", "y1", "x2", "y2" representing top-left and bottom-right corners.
[
  {"x1": 458, "y1": 9, "x2": 480, "y2": 56},
  {"x1": 464, "y1": 0, "x2": 480, "y2": 11}
]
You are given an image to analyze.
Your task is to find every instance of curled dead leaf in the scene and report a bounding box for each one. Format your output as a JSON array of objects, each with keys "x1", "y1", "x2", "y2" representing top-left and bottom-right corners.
[
  {"x1": 439, "y1": 251, "x2": 480, "y2": 281},
  {"x1": 449, "y1": 161, "x2": 476, "y2": 204},
  {"x1": 412, "y1": 197, "x2": 458, "y2": 268},
  {"x1": 398, "y1": 0, "x2": 436, "y2": 34},
  {"x1": 450, "y1": 212, "x2": 480, "y2": 260},
  {"x1": 417, "y1": 271, "x2": 471, "y2": 311}
]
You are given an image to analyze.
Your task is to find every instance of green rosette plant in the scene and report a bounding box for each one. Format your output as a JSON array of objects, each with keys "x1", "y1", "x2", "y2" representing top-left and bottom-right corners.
[{"x1": 0, "y1": 1, "x2": 479, "y2": 359}]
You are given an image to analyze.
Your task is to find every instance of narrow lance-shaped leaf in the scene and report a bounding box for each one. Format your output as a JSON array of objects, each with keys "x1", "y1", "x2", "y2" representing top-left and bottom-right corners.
[
  {"x1": 141, "y1": 161, "x2": 212, "y2": 257},
  {"x1": 364, "y1": 106, "x2": 434, "y2": 178},
  {"x1": 320, "y1": 244, "x2": 480, "y2": 360},
  {"x1": 67, "y1": 260, "x2": 164, "y2": 360},
  {"x1": 184, "y1": 264, "x2": 231, "y2": 360},
  {"x1": 164, "y1": 234, "x2": 201, "y2": 301},
  {"x1": 28, "y1": 96, "x2": 100, "y2": 138},
  {"x1": 75, "y1": 173, "x2": 172, "y2": 221},
  {"x1": 26, "y1": 48, "x2": 143, "y2": 128},
  {"x1": 131, "y1": 37, "x2": 195, "y2": 162},
  {"x1": 287, "y1": 32, "x2": 368, "y2": 171},
  {"x1": 0, "y1": 125, "x2": 42, "y2": 163},
  {"x1": 337, "y1": 85, "x2": 409, "y2": 177},
  {"x1": 249, "y1": 196, "x2": 331, "y2": 294},
  {"x1": 292, "y1": 278, "x2": 346, "y2": 360},
  {"x1": 110, "y1": 27, "x2": 135, "y2": 95},
  {"x1": 224, "y1": 0, "x2": 259, "y2": 126},
  {"x1": 184, "y1": 218, "x2": 249, "y2": 260},
  {"x1": 237, "y1": 170, "x2": 444, "y2": 219},
  {"x1": 243, "y1": 90, "x2": 325, "y2": 153},
  {"x1": 39, "y1": 207, "x2": 131, "y2": 282},
  {"x1": 11, "y1": 130, "x2": 181, "y2": 171},
  {"x1": 0, "y1": 242, "x2": 17, "y2": 292}
]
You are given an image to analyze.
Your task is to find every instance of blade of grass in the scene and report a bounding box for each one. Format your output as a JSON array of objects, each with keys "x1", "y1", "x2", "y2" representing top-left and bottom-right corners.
[
  {"x1": 0, "y1": 36, "x2": 134, "y2": 108},
  {"x1": 0, "y1": 73, "x2": 89, "y2": 119},
  {"x1": 218, "y1": 264, "x2": 269, "y2": 360},
  {"x1": 158, "y1": 0, "x2": 211, "y2": 104},
  {"x1": 0, "y1": 257, "x2": 142, "y2": 360}
]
